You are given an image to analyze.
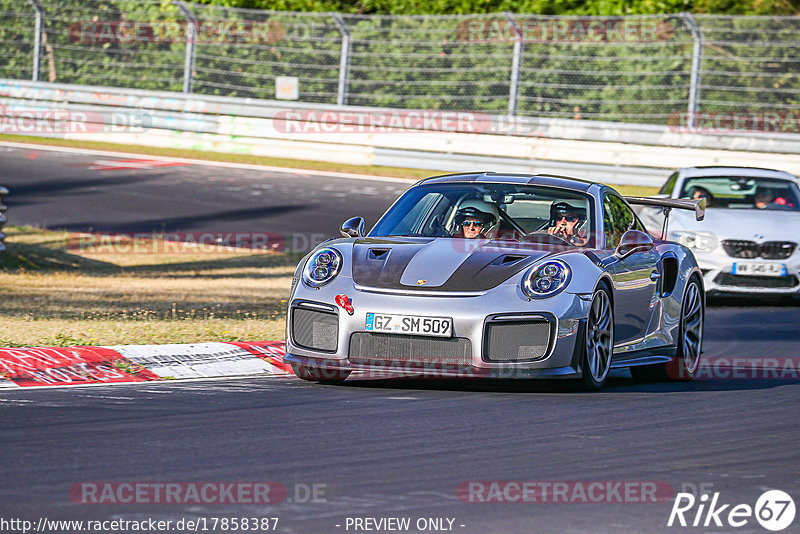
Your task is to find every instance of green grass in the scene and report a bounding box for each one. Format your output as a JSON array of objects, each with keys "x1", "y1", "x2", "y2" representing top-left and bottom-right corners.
[{"x1": 0, "y1": 226, "x2": 295, "y2": 346}]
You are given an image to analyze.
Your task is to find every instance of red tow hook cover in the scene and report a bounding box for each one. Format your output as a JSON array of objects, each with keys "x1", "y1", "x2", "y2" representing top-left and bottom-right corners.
[{"x1": 335, "y1": 294, "x2": 354, "y2": 315}]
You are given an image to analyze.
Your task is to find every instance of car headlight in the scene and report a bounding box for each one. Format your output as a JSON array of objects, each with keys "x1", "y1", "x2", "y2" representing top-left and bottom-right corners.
[
  {"x1": 521, "y1": 260, "x2": 571, "y2": 299},
  {"x1": 671, "y1": 231, "x2": 717, "y2": 252},
  {"x1": 302, "y1": 247, "x2": 342, "y2": 288}
]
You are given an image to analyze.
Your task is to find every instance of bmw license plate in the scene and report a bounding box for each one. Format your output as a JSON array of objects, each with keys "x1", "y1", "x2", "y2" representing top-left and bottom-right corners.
[
  {"x1": 365, "y1": 313, "x2": 453, "y2": 337},
  {"x1": 732, "y1": 262, "x2": 786, "y2": 277}
]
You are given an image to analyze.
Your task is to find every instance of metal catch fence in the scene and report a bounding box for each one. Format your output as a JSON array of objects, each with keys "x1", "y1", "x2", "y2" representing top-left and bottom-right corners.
[{"x1": 1, "y1": 1, "x2": 798, "y2": 126}]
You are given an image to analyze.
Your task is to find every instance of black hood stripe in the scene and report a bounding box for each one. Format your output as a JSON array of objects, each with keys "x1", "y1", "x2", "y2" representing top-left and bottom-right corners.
[{"x1": 351, "y1": 238, "x2": 557, "y2": 291}]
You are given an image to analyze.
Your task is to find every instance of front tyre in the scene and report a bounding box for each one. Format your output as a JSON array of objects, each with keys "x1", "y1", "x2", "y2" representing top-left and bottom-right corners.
[
  {"x1": 291, "y1": 363, "x2": 351, "y2": 384},
  {"x1": 580, "y1": 286, "x2": 614, "y2": 391},
  {"x1": 631, "y1": 277, "x2": 704, "y2": 382}
]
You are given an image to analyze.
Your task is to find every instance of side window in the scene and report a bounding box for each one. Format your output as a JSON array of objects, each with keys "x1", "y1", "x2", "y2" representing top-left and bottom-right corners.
[
  {"x1": 603, "y1": 197, "x2": 616, "y2": 249},
  {"x1": 603, "y1": 195, "x2": 636, "y2": 248},
  {"x1": 659, "y1": 172, "x2": 679, "y2": 196},
  {"x1": 632, "y1": 214, "x2": 646, "y2": 233}
]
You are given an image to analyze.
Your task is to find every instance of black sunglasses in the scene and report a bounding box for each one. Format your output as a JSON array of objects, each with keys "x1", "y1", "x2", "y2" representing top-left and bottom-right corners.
[{"x1": 462, "y1": 220, "x2": 485, "y2": 228}]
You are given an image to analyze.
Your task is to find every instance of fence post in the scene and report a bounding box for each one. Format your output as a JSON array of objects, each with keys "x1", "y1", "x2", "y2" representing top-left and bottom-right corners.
[
  {"x1": 682, "y1": 13, "x2": 703, "y2": 129},
  {"x1": 27, "y1": 0, "x2": 44, "y2": 82},
  {"x1": 173, "y1": 1, "x2": 197, "y2": 94},
  {"x1": 504, "y1": 13, "x2": 523, "y2": 117},
  {"x1": 331, "y1": 13, "x2": 351, "y2": 107}
]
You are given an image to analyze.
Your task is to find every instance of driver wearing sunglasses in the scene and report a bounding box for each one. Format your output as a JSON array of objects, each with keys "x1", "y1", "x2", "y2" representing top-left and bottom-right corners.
[{"x1": 547, "y1": 202, "x2": 588, "y2": 245}]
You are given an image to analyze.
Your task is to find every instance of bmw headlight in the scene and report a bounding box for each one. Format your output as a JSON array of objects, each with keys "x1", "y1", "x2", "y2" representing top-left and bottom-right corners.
[
  {"x1": 522, "y1": 260, "x2": 571, "y2": 299},
  {"x1": 671, "y1": 231, "x2": 717, "y2": 252},
  {"x1": 302, "y1": 247, "x2": 342, "y2": 288}
]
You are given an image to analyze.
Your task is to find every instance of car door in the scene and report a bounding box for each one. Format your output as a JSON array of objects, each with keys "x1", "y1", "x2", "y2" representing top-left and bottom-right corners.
[{"x1": 602, "y1": 194, "x2": 660, "y2": 345}]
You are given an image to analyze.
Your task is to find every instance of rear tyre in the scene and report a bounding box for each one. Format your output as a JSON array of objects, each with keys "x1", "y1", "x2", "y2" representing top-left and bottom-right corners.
[
  {"x1": 580, "y1": 285, "x2": 614, "y2": 391},
  {"x1": 291, "y1": 363, "x2": 351, "y2": 384},
  {"x1": 630, "y1": 277, "x2": 704, "y2": 382}
]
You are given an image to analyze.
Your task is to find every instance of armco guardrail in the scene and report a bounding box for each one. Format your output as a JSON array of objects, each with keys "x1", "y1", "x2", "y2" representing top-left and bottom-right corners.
[
  {"x1": 0, "y1": 186, "x2": 8, "y2": 254},
  {"x1": 2, "y1": 79, "x2": 800, "y2": 186}
]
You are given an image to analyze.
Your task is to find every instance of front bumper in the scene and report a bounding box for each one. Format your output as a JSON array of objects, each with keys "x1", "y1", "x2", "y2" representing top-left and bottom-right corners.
[
  {"x1": 693, "y1": 250, "x2": 800, "y2": 294},
  {"x1": 285, "y1": 279, "x2": 591, "y2": 379}
]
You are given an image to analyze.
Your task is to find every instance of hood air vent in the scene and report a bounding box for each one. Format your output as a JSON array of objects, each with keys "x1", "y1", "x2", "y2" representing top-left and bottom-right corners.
[
  {"x1": 368, "y1": 248, "x2": 390, "y2": 260},
  {"x1": 493, "y1": 254, "x2": 527, "y2": 266}
]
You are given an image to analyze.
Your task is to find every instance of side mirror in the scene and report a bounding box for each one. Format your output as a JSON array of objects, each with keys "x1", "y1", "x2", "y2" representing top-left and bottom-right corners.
[
  {"x1": 616, "y1": 230, "x2": 654, "y2": 257},
  {"x1": 340, "y1": 216, "x2": 365, "y2": 238}
]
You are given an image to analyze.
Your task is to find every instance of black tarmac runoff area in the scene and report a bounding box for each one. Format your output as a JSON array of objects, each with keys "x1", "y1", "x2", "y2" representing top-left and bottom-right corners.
[{"x1": 1, "y1": 143, "x2": 799, "y2": 533}]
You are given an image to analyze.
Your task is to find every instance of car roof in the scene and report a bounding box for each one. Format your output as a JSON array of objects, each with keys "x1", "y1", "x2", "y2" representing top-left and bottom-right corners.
[
  {"x1": 678, "y1": 166, "x2": 799, "y2": 181},
  {"x1": 416, "y1": 172, "x2": 598, "y2": 192}
]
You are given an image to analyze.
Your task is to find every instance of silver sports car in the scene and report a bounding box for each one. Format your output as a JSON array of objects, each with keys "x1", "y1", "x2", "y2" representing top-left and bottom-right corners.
[{"x1": 284, "y1": 173, "x2": 706, "y2": 390}]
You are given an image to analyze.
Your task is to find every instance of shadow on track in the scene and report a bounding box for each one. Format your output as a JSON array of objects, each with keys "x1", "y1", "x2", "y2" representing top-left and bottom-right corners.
[
  {"x1": 308, "y1": 373, "x2": 799, "y2": 395},
  {"x1": 708, "y1": 293, "x2": 799, "y2": 308}
]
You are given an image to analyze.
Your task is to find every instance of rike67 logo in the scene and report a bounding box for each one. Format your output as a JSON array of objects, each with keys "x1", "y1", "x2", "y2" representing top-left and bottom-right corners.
[{"x1": 668, "y1": 490, "x2": 796, "y2": 531}]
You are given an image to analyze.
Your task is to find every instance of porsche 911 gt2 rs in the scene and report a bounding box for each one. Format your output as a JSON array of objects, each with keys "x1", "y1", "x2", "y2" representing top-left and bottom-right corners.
[{"x1": 284, "y1": 172, "x2": 706, "y2": 390}]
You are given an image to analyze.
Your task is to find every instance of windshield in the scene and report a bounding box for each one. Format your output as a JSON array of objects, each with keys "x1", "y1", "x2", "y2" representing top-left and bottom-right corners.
[
  {"x1": 679, "y1": 176, "x2": 800, "y2": 211},
  {"x1": 370, "y1": 183, "x2": 596, "y2": 247}
]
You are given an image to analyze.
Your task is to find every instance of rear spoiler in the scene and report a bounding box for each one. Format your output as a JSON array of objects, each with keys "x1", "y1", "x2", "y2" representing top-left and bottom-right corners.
[
  {"x1": 624, "y1": 196, "x2": 706, "y2": 221},
  {"x1": 624, "y1": 196, "x2": 706, "y2": 239}
]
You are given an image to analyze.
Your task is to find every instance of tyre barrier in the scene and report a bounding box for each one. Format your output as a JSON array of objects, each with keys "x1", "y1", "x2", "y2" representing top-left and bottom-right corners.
[
  {"x1": 0, "y1": 185, "x2": 7, "y2": 254},
  {"x1": 0, "y1": 340, "x2": 292, "y2": 388}
]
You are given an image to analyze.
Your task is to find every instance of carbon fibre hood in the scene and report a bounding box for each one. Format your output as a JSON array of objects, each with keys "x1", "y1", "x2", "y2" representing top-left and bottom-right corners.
[{"x1": 351, "y1": 237, "x2": 556, "y2": 291}]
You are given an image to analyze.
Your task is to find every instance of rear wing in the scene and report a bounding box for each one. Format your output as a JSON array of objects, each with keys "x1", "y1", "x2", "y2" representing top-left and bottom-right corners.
[
  {"x1": 624, "y1": 196, "x2": 706, "y2": 221},
  {"x1": 624, "y1": 197, "x2": 706, "y2": 239}
]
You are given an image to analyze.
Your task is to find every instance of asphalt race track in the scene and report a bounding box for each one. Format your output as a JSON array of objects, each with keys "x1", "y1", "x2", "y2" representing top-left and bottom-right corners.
[
  {"x1": 0, "y1": 145, "x2": 410, "y2": 249},
  {"x1": 1, "y1": 144, "x2": 799, "y2": 533}
]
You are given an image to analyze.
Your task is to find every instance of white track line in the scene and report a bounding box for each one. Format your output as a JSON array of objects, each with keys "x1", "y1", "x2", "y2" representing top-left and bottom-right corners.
[{"x1": 0, "y1": 140, "x2": 417, "y2": 184}]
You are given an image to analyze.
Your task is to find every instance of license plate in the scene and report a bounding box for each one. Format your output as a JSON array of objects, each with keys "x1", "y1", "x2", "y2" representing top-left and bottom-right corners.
[
  {"x1": 365, "y1": 313, "x2": 453, "y2": 337},
  {"x1": 732, "y1": 262, "x2": 786, "y2": 277}
]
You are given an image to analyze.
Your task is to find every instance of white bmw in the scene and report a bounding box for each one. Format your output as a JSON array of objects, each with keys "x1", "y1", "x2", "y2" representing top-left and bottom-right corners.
[{"x1": 650, "y1": 166, "x2": 800, "y2": 297}]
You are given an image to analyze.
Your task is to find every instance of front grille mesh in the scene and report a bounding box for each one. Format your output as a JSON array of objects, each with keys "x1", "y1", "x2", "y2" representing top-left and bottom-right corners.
[
  {"x1": 722, "y1": 240, "x2": 759, "y2": 258},
  {"x1": 485, "y1": 321, "x2": 552, "y2": 362},
  {"x1": 349, "y1": 333, "x2": 472, "y2": 366},
  {"x1": 722, "y1": 240, "x2": 796, "y2": 259},
  {"x1": 292, "y1": 308, "x2": 338, "y2": 352},
  {"x1": 761, "y1": 241, "x2": 797, "y2": 259},
  {"x1": 714, "y1": 273, "x2": 799, "y2": 289}
]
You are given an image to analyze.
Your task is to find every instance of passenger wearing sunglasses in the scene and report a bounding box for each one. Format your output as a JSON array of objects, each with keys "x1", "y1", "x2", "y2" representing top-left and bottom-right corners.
[
  {"x1": 547, "y1": 202, "x2": 588, "y2": 245},
  {"x1": 461, "y1": 217, "x2": 486, "y2": 239}
]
